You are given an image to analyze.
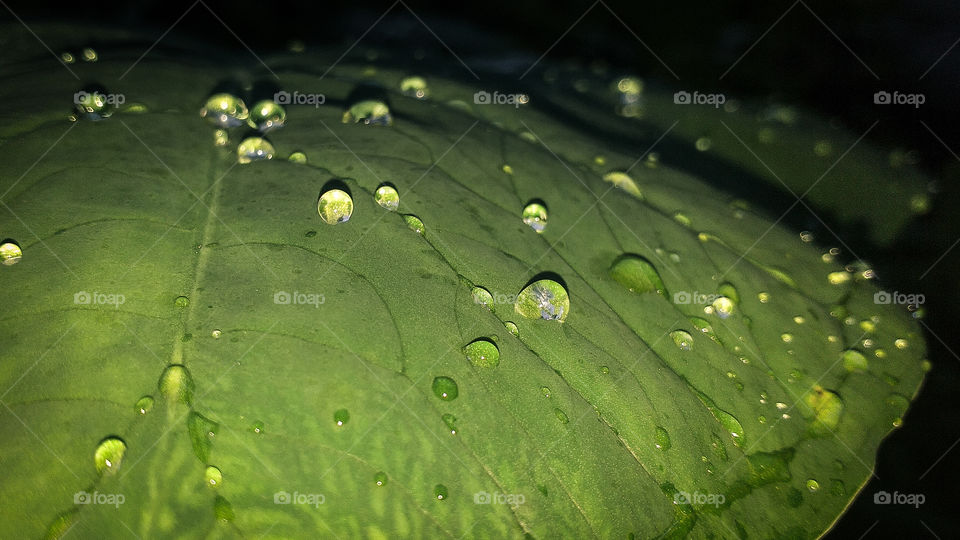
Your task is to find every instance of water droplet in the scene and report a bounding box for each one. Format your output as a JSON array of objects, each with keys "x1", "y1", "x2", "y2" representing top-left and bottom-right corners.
[
  {"x1": 711, "y1": 296, "x2": 734, "y2": 319},
  {"x1": 673, "y1": 213, "x2": 691, "y2": 227},
  {"x1": 175, "y1": 295, "x2": 190, "y2": 307},
  {"x1": 757, "y1": 292, "x2": 770, "y2": 303},
  {"x1": 61, "y1": 51, "x2": 75, "y2": 64},
  {"x1": 600, "y1": 365, "x2": 609, "y2": 374},
  {"x1": 375, "y1": 185, "x2": 400, "y2": 211},
  {"x1": 432, "y1": 376, "x2": 458, "y2": 401},
  {"x1": 806, "y1": 479, "x2": 820, "y2": 492},
  {"x1": 135, "y1": 396, "x2": 154, "y2": 415},
  {"x1": 775, "y1": 402, "x2": 788, "y2": 410},
  {"x1": 214, "y1": 129, "x2": 229, "y2": 147},
  {"x1": 710, "y1": 433, "x2": 728, "y2": 461},
  {"x1": 237, "y1": 137, "x2": 275, "y2": 164},
  {"x1": 670, "y1": 330, "x2": 694, "y2": 351},
  {"x1": 609, "y1": 254, "x2": 667, "y2": 297},
  {"x1": 471, "y1": 286, "x2": 493, "y2": 308},
  {"x1": 540, "y1": 386, "x2": 551, "y2": 398},
  {"x1": 758, "y1": 415, "x2": 767, "y2": 424},
  {"x1": 404, "y1": 214, "x2": 425, "y2": 234},
  {"x1": 211, "y1": 329, "x2": 222, "y2": 339},
  {"x1": 803, "y1": 385, "x2": 844, "y2": 434},
  {"x1": 317, "y1": 189, "x2": 354, "y2": 224},
  {"x1": 251, "y1": 421, "x2": 264, "y2": 434},
  {"x1": 334, "y1": 409, "x2": 350, "y2": 426},
  {"x1": 73, "y1": 87, "x2": 117, "y2": 120},
  {"x1": 515, "y1": 279, "x2": 570, "y2": 322},
  {"x1": 875, "y1": 349, "x2": 886, "y2": 358},
  {"x1": 504, "y1": 321, "x2": 519, "y2": 337},
  {"x1": 697, "y1": 393, "x2": 745, "y2": 447},
  {"x1": 205, "y1": 465, "x2": 223, "y2": 487},
  {"x1": 305, "y1": 230, "x2": 317, "y2": 238},
  {"x1": 860, "y1": 319, "x2": 877, "y2": 333},
  {"x1": 894, "y1": 338, "x2": 908, "y2": 349},
  {"x1": 81, "y1": 47, "x2": 98, "y2": 62},
  {"x1": 200, "y1": 93, "x2": 249, "y2": 128},
  {"x1": 464, "y1": 338, "x2": 500, "y2": 368},
  {"x1": 288, "y1": 151, "x2": 308, "y2": 163},
  {"x1": 602, "y1": 171, "x2": 642, "y2": 198},
  {"x1": 441, "y1": 413, "x2": 457, "y2": 435},
  {"x1": 248, "y1": 100, "x2": 286, "y2": 132},
  {"x1": 695, "y1": 137, "x2": 712, "y2": 151},
  {"x1": 800, "y1": 230, "x2": 815, "y2": 243},
  {"x1": 654, "y1": 426, "x2": 671, "y2": 450},
  {"x1": 400, "y1": 76, "x2": 429, "y2": 99},
  {"x1": 0, "y1": 240, "x2": 23, "y2": 265},
  {"x1": 158, "y1": 364, "x2": 194, "y2": 404},
  {"x1": 94, "y1": 437, "x2": 126, "y2": 474},
  {"x1": 343, "y1": 100, "x2": 393, "y2": 125},
  {"x1": 814, "y1": 140, "x2": 833, "y2": 156},
  {"x1": 214, "y1": 496, "x2": 234, "y2": 522},
  {"x1": 522, "y1": 201, "x2": 548, "y2": 233},
  {"x1": 781, "y1": 333, "x2": 793, "y2": 343},
  {"x1": 187, "y1": 411, "x2": 219, "y2": 462},
  {"x1": 689, "y1": 317, "x2": 718, "y2": 341},
  {"x1": 375, "y1": 471, "x2": 388, "y2": 486},
  {"x1": 555, "y1": 408, "x2": 569, "y2": 424},
  {"x1": 434, "y1": 484, "x2": 448, "y2": 500},
  {"x1": 842, "y1": 350, "x2": 868, "y2": 373},
  {"x1": 827, "y1": 271, "x2": 851, "y2": 285}
]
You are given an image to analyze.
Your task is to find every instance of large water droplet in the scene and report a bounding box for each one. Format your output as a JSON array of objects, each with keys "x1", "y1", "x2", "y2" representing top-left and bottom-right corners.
[
  {"x1": 205, "y1": 465, "x2": 223, "y2": 487},
  {"x1": 404, "y1": 214, "x2": 425, "y2": 234},
  {"x1": 842, "y1": 350, "x2": 868, "y2": 373},
  {"x1": 602, "y1": 171, "x2": 642, "y2": 198},
  {"x1": 288, "y1": 151, "x2": 307, "y2": 164},
  {"x1": 343, "y1": 100, "x2": 393, "y2": 125},
  {"x1": 0, "y1": 240, "x2": 23, "y2": 265},
  {"x1": 711, "y1": 296, "x2": 735, "y2": 319},
  {"x1": 188, "y1": 411, "x2": 219, "y2": 462},
  {"x1": 670, "y1": 330, "x2": 694, "y2": 351},
  {"x1": 317, "y1": 189, "x2": 354, "y2": 224},
  {"x1": 237, "y1": 137, "x2": 275, "y2": 164},
  {"x1": 94, "y1": 437, "x2": 127, "y2": 474},
  {"x1": 375, "y1": 185, "x2": 400, "y2": 211},
  {"x1": 655, "y1": 426, "x2": 671, "y2": 450},
  {"x1": 158, "y1": 364, "x2": 194, "y2": 404},
  {"x1": 200, "y1": 93, "x2": 249, "y2": 128},
  {"x1": 522, "y1": 201, "x2": 548, "y2": 233},
  {"x1": 464, "y1": 338, "x2": 500, "y2": 368},
  {"x1": 802, "y1": 385, "x2": 844, "y2": 434},
  {"x1": 400, "y1": 76, "x2": 429, "y2": 99},
  {"x1": 375, "y1": 471, "x2": 388, "y2": 486},
  {"x1": 334, "y1": 409, "x2": 350, "y2": 426},
  {"x1": 609, "y1": 254, "x2": 666, "y2": 297},
  {"x1": 471, "y1": 286, "x2": 493, "y2": 308},
  {"x1": 432, "y1": 376, "x2": 458, "y2": 401},
  {"x1": 515, "y1": 278, "x2": 570, "y2": 323},
  {"x1": 248, "y1": 100, "x2": 286, "y2": 132},
  {"x1": 135, "y1": 396, "x2": 154, "y2": 414}
]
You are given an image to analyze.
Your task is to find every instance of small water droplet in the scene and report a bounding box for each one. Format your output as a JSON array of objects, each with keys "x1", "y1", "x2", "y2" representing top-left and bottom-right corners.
[
  {"x1": 317, "y1": 189, "x2": 354, "y2": 224},
  {"x1": 464, "y1": 338, "x2": 500, "y2": 368},
  {"x1": 400, "y1": 76, "x2": 429, "y2": 99},
  {"x1": 781, "y1": 333, "x2": 793, "y2": 343},
  {"x1": 440, "y1": 413, "x2": 458, "y2": 435},
  {"x1": 375, "y1": 185, "x2": 400, "y2": 211},
  {"x1": 806, "y1": 479, "x2": 820, "y2": 492},
  {"x1": 205, "y1": 465, "x2": 223, "y2": 487},
  {"x1": 522, "y1": 201, "x2": 548, "y2": 233},
  {"x1": 60, "y1": 51, "x2": 75, "y2": 64},
  {"x1": 600, "y1": 365, "x2": 609, "y2": 374},
  {"x1": 827, "y1": 271, "x2": 851, "y2": 285},
  {"x1": 0, "y1": 240, "x2": 23, "y2": 265},
  {"x1": 814, "y1": 140, "x2": 833, "y2": 156},
  {"x1": 158, "y1": 364, "x2": 195, "y2": 404},
  {"x1": 602, "y1": 171, "x2": 642, "y2": 198},
  {"x1": 248, "y1": 100, "x2": 286, "y2": 132},
  {"x1": 471, "y1": 286, "x2": 493, "y2": 308},
  {"x1": 673, "y1": 213, "x2": 691, "y2": 227},
  {"x1": 670, "y1": 330, "x2": 694, "y2": 351},
  {"x1": 894, "y1": 338, "x2": 908, "y2": 349},
  {"x1": 237, "y1": 137, "x2": 275, "y2": 164},
  {"x1": 504, "y1": 321, "x2": 519, "y2": 337},
  {"x1": 515, "y1": 278, "x2": 570, "y2": 323},
  {"x1": 305, "y1": 230, "x2": 317, "y2": 238},
  {"x1": 288, "y1": 151, "x2": 308, "y2": 164},
  {"x1": 404, "y1": 214, "x2": 425, "y2": 234},
  {"x1": 94, "y1": 437, "x2": 127, "y2": 474},
  {"x1": 654, "y1": 426, "x2": 671, "y2": 450},
  {"x1": 710, "y1": 433, "x2": 728, "y2": 461},
  {"x1": 842, "y1": 350, "x2": 868, "y2": 373},
  {"x1": 135, "y1": 396, "x2": 154, "y2": 415},
  {"x1": 695, "y1": 137, "x2": 712, "y2": 151},
  {"x1": 174, "y1": 295, "x2": 190, "y2": 308},
  {"x1": 214, "y1": 129, "x2": 229, "y2": 147},
  {"x1": 211, "y1": 329, "x2": 222, "y2": 339},
  {"x1": 758, "y1": 415, "x2": 767, "y2": 424},
  {"x1": 375, "y1": 471, "x2": 388, "y2": 486},
  {"x1": 434, "y1": 484, "x2": 448, "y2": 500},
  {"x1": 200, "y1": 93, "x2": 249, "y2": 128},
  {"x1": 432, "y1": 376, "x2": 458, "y2": 401},
  {"x1": 252, "y1": 421, "x2": 264, "y2": 434},
  {"x1": 81, "y1": 47, "x2": 98, "y2": 62},
  {"x1": 609, "y1": 254, "x2": 667, "y2": 297},
  {"x1": 540, "y1": 386, "x2": 551, "y2": 398},
  {"x1": 343, "y1": 100, "x2": 393, "y2": 125},
  {"x1": 757, "y1": 292, "x2": 771, "y2": 303},
  {"x1": 803, "y1": 385, "x2": 844, "y2": 434},
  {"x1": 334, "y1": 408, "x2": 350, "y2": 426},
  {"x1": 555, "y1": 408, "x2": 569, "y2": 424}
]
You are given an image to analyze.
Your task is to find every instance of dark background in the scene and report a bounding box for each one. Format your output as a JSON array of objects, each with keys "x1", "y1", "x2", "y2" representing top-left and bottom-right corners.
[{"x1": 2, "y1": 0, "x2": 958, "y2": 537}]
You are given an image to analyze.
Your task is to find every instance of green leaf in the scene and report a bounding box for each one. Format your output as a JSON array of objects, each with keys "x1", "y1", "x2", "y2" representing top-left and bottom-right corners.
[{"x1": 0, "y1": 25, "x2": 927, "y2": 539}]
